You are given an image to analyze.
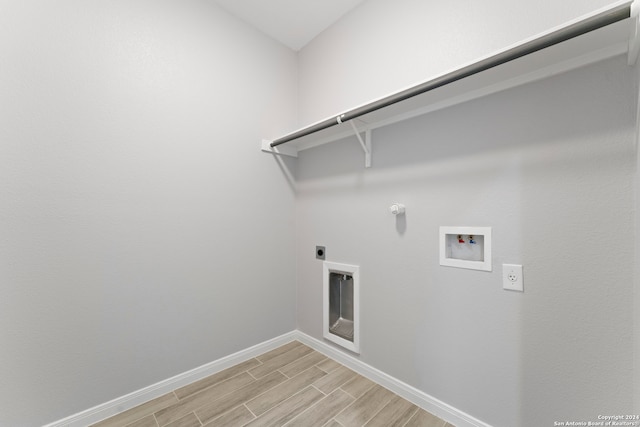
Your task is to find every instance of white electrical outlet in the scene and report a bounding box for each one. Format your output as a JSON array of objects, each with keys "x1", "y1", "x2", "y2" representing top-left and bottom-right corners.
[{"x1": 503, "y1": 264, "x2": 524, "y2": 292}]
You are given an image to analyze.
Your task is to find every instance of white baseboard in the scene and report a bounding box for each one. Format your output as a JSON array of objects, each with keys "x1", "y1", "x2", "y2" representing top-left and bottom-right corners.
[
  {"x1": 45, "y1": 330, "x2": 491, "y2": 427},
  {"x1": 43, "y1": 331, "x2": 298, "y2": 427},
  {"x1": 292, "y1": 331, "x2": 493, "y2": 427}
]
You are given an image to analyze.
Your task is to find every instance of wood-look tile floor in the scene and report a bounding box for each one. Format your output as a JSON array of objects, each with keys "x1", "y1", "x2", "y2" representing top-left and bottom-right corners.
[{"x1": 91, "y1": 341, "x2": 454, "y2": 427}]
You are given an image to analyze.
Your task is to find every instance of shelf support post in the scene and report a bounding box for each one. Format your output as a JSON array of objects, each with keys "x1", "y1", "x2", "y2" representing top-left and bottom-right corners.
[
  {"x1": 349, "y1": 120, "x2": 372, "y2": 168},
  {"x1": 365, "y1": 129, "x2": 372, "y2": 168}
]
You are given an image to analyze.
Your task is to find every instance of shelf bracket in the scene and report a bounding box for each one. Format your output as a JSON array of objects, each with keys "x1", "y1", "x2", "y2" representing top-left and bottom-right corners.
[
  {"x1": 261, "y1": 139, "x2": 298, "y2": 158},
  {"x1": 348, "y1": 120, "x2": 372, "y2": 168},
  {"x1": 630, "y1": 0, "x2": 640, "y2": 65}
]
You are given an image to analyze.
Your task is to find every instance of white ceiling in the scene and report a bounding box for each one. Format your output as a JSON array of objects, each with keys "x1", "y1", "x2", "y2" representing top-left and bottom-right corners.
[{"x1": 214, "y1": 0, "x2": 366, "y2": 51}]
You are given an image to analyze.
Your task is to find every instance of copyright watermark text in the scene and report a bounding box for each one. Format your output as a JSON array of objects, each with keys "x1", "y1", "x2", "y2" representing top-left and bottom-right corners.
[{"x1": 553, "y1": 415, "x2": 640, "y2": 426}]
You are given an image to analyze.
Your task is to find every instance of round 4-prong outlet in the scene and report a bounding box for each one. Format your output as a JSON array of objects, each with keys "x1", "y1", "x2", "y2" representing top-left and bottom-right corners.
[{"x1": 503, "y1": 264, "x2": 524, "y2": 292}]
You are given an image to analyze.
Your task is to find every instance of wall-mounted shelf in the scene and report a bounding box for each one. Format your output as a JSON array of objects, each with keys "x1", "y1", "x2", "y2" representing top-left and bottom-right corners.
[{"x1": 262, "y1": 1, "x2": 638, "y2": 167}]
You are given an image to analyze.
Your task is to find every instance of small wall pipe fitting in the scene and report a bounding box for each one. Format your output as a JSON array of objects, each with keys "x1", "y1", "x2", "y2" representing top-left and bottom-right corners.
[{"x1": 389, "y1": 203, "x2": 405, "y2": 215}]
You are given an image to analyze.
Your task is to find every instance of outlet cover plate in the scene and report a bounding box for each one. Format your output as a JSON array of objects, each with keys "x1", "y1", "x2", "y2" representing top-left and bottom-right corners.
[{"x1": 503, "y1": 264, "x2": 524, "y2": 292}]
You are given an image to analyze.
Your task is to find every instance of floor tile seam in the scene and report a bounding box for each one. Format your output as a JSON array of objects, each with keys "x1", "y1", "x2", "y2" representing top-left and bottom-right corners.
[
  {"x1": 315, "y1": 373, "x2": 358, "y2": 395},
  {"x1": 362, "y1": 391, "x2": 398, "y2": 426},
  {"x1": 250, "y1": 349, "x2": 315, "y2": 379},
  {"x1": 392, "y1": 405, "x2": 420, "y2": 427},
  {"x1": 277, "y1": 368, "x2": 291, "y2": 379},
  {"x1": 310, "y1": 384, "x2": 327, "y2": 396},
  {"x1": 198, "y1": 412, "x2": 217, "y2": 427},
  {"x1": 331, "y1": 397, "x2": 355, "y2": 426},
  {"x1": 255, "y1": 341, "x2": 303, "y2": 363},
  {"x1": 200, "y1": 402, "x2": 252, "y2": 427},
  {"x1": 316, "y1": 365, "x2": 335, "y2": 374},
  {"x1": 193, "y1": 411, "x2": 204, "y2": 426},
  {"x1": 199, "y1": 410, "x2": 222, "y2": 427},
  {"x1": 229, "y1": 371, "x2": 290, "y2": 411},
  {"x1": 315, "y1": 356, "x2": 343, "y2": 372},
  {"x1": 120, "y1": 411, "x2": 158, "y2": 427},
  {"x1": 241, "y1": 358, "x2": 265, "y2": 379},
  {"x1": 356, "y1": 395, "x2": 395, "y2": 427},
  {"x1": 243, "y1": 359, "x2": 264, "y2": 380},
  {"x1": 105, "y1": 394, "x2": 177, "y2": 427},
  {"x1": 276, "y1": 353, "x2": 321, "y2": 378},
  {"x1": 277, "y1": 403, "x2": 310, "y2": 427},
  {"x1": 173, "y1": 358, "x2": 263, "y2": 401},
  {"x1": 247, "y1": 356, "x2": 320, "y2": 379},
  {"x1": 334, "y1": 387, "x2": 395, "y2": 427},
  {"x1": 321, "y1": 391, "x2": 357, "y2": 426},
  {"x1": 157, "y1": 374, "x2": 258, "y2": 425},
  {"x1": 245, "y1": 384, "x2": 314, "y2": 422},
  {"x1": 175, "y1": 369, "x2": 258, "y2": 402},
  {"x1": 195, "y1": 372, "x2": 289, "y2": 424},
  {"x1": 278, "y1": 388, "x2": 345, "y2": 427},
  {"x1": 279, "y1": 352, "x2": 329, "y2": 377},
  {"x1": 248, "y1": 365, "x2": 278, "y2": 379},
  {"x1": 399, "y1": 408, "x2": 423, "y2": 427},
  {"x1": 308, "y1": 356, "x2": 330, "y2": 371},
  {"x1": 245, "y1": 366, "x2": 328, "y2": 414},
  {"x1": 156, "y1": 411, "x2": 196, "y2": 427},
  {"x1": 286, "y1": 364, "x2": 330, "y2": 382},
  {"x1": 195, "y1": 411, "x2": 205, "y2": 427},
  {"x1": 322, "y1": 419, "x2": 344, "y2": 427},
  {"x1": 120, "y1": 415, "x2": 146, "y2": 427},
  {"x1": 339, "y1": 381, "x2": 376, "y2": 400},
  {"x1": 243, "y1": 403, "x2": 258, "y2": 419}
]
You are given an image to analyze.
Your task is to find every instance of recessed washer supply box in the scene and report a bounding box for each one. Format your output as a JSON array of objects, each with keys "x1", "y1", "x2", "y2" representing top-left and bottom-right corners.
[{"x1": 439, "y1": 226, "x2": 492, "y2": 271}]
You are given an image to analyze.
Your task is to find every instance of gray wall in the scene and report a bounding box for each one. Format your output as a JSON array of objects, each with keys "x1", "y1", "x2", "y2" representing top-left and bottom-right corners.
[
  {"x1": 295, "y1": 56, "x2": 636, "y2": 426},
  {"x1": 0, "y1": 1, "x2": 297, "y2": 425}
]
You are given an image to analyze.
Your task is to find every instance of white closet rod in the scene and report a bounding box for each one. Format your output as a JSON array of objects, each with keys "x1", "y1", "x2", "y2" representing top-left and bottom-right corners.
[{"x1": 270, "y1": 2, "x2": 632, "y2": 148}]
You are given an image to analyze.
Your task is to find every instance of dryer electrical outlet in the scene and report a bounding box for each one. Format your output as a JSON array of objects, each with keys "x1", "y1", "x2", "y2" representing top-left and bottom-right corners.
[{"x1": 503, "y1": 264, "x2": 524, "y2": 292}]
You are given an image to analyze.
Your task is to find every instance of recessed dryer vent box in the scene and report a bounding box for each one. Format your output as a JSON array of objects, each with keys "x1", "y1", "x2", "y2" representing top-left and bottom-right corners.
[
  {"x1": 440, "y1": 226, "x2": 492, "y2": 271},
  {"x1": 323, "y1": 261, "x2": 360, "y2": 354}
]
